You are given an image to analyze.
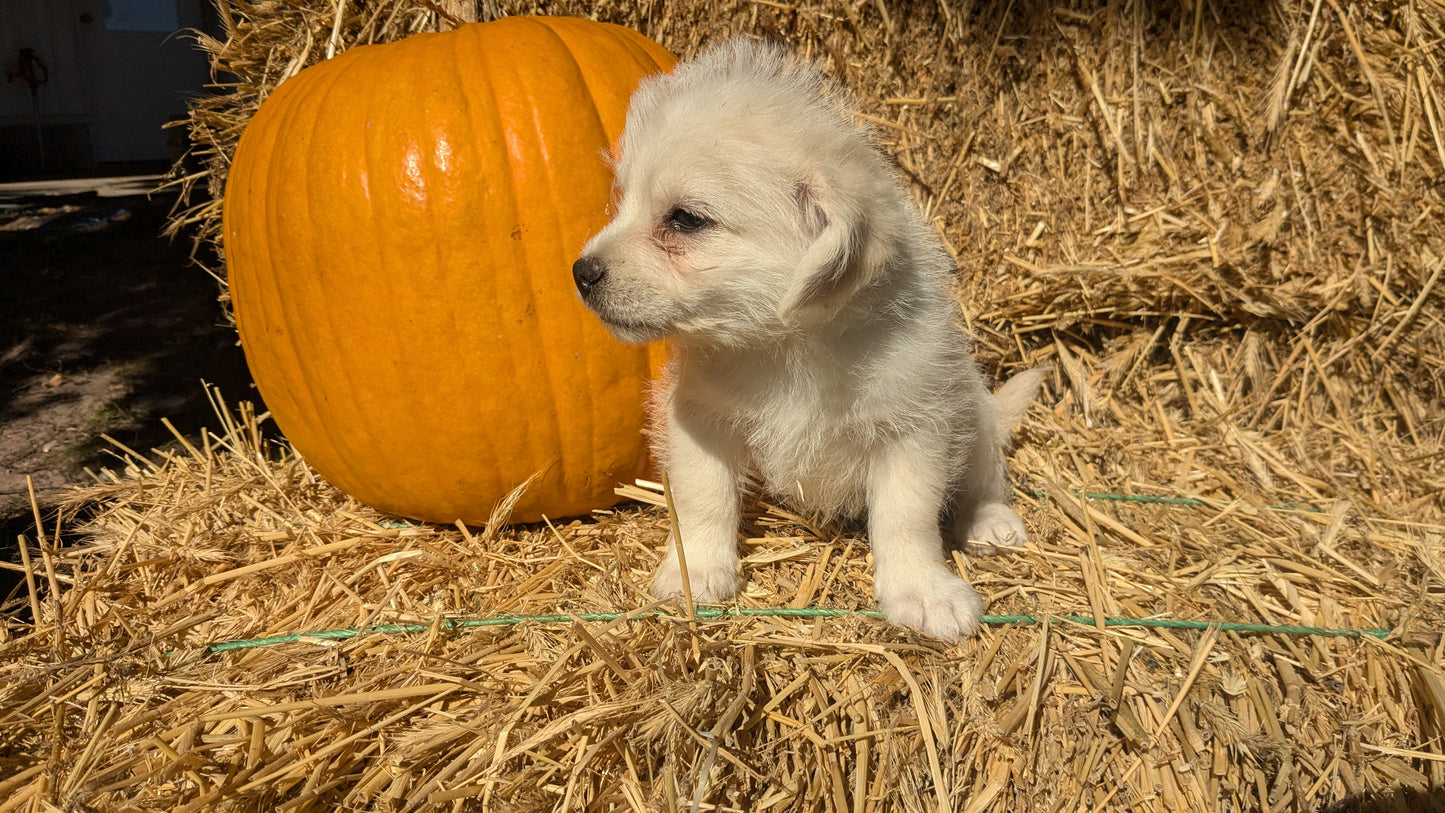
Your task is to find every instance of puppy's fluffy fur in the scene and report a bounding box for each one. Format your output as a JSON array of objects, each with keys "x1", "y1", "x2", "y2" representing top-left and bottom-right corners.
[{"x1": 573, "y1": 39, "x2": 1045, "y2": 640}]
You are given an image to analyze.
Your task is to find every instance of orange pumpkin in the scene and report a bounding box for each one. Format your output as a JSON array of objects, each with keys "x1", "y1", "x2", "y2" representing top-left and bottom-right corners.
[{"x1": 223, "y1": 16, "x2": 674, "y2": 524}]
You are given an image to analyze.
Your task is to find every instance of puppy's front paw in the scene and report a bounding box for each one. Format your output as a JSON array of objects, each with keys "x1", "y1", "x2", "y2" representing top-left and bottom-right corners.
[
  {"x1": 962, "y1": 502, "x2": 1030, "y2": 556},
  {"x1": 652, "y1": 549, "x2": 741, "y2": 604},
  {"x1": 875, "y1": 563, "x2": 985, "y2": 642}
]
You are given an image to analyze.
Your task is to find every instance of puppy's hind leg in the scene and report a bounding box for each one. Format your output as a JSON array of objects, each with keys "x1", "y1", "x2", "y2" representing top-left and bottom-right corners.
[
  {"x1": 950, "y1": 368, "x2": 1048, "y2": 554},
  {"x1": 949, "y1": 427, "x2": 1029, "y2": 554},
  {"x1": 869, "y1": 434, "x2": 985, "y2": 641},
  {"x1": 652, "y1": 405, "x2": 745, "y2": 604}
]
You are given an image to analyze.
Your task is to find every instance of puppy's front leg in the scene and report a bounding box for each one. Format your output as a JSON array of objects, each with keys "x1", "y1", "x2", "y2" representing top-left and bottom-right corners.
[
  {"x1": 868, "y1": 436, "x2": 985, "y2": 641},
  {"x1": 652, "y1": 406, "x2": 744, "y2": 603}
]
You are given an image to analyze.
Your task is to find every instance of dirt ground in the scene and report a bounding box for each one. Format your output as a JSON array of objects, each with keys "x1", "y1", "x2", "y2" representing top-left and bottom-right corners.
[{"x1": 0, "y1": 176, "x2": 260, "y2": 551}]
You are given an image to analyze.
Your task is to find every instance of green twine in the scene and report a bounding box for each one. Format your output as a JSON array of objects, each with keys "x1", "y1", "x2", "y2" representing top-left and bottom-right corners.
[
  {"x1": 203, "y1": 608, "x2": 1392, "y2": 653},
  {"x1": 208, "y1": 489, "x2": 1373, "y2": 654},
  {"x1": 1025, "y1": 491, "x2": 1210, "y2": 507},
  {"x1": 1020, "y1": 491, "x2": 1324, "y2": 513}
]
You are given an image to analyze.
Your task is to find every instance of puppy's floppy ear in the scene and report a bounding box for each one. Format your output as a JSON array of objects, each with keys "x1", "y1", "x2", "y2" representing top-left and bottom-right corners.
[{"x1": 778, "y1": 175, "x2": 889, "y2": 325}]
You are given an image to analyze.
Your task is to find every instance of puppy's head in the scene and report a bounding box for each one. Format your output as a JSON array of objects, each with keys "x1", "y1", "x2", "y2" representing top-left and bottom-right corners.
[{"x1": 573, "y1": 39, "x2": 899, "y2": 346}]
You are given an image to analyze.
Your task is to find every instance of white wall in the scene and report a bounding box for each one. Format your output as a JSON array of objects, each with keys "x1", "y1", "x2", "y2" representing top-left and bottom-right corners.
[{"x1": 1, "y1": 0, "x2": 212, "y2": 170}]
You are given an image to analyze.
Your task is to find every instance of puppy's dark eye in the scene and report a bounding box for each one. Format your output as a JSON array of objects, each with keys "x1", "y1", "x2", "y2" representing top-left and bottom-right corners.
[{"x1": 667, "y1": 208, "x2": 709, "y2": 233}]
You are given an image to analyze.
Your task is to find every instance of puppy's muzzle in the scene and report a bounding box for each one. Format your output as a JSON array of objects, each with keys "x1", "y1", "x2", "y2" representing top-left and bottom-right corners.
[{"x1": 572, "y1": 257, "x2": 608, "y2": 299}]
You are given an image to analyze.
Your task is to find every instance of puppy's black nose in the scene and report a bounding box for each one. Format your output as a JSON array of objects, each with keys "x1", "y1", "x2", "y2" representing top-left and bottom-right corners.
[{"x1": 572, "y1": 257, "x2": 607, "y2": 297}]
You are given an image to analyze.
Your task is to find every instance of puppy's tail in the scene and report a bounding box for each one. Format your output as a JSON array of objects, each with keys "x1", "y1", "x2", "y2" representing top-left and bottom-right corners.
[{"x1": 992, "y1": 366, "x2": 1051, "y2": 436}]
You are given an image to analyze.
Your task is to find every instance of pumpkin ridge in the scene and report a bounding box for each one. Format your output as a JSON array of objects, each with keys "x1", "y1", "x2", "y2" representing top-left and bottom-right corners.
[
  {"x1": 621, "y1": 26, "x2": 675, "y2": 75},
  {"x1": 458, "y1": 22, "x2": 532, "y2": 510},
  {"x1": 251, "y1": 57, "x2": 368, "y2": 492},
  {"x1": 533, "y1": 18, "x2": 620, "y2": 493},
  {"x1": 396, "y1": 35, "x2": 460, "y2": 506},
  {"x1": 231, "y1": 88, "x2": 297, "y2": 464},
  {"x1": 435, "y1": 24, "x2": 502, "y2": 509},
  {"x1": 491, "y1": 25, "x2": 573, "y2": 514},
  {"x1": 521, "y1": 18, "x2": 612, "y2": 506},
  {"x1": 357, "y1": 42, "x2": 443, "y2": 501},
  {"x1": 545, "y1": 18, "x2": 674, "y2": 141},
  {"x1": 391, "y1": 34, "x2": 503, "y2": 512},
  {"x1": 300, "y1": 48, "x2": 399, "y2": 495}
]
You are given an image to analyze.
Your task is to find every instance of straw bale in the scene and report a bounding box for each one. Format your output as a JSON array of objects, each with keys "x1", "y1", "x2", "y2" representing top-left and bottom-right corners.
[
  {"x1": 1, "y1": 394, "x2": 1441, "y2": 810},
  {"x1": 4, "y1": 0, "x2": 1442, "y2": 810}
]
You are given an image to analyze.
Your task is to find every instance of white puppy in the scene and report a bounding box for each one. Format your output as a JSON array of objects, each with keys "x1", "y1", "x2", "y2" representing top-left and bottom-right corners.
[{"x1": 573, "y1": 38, "x2": 1045, "y2": 641}]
